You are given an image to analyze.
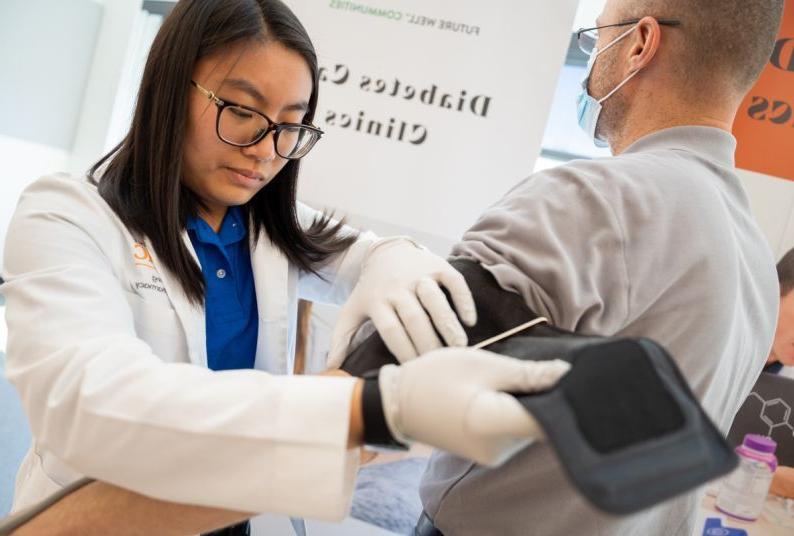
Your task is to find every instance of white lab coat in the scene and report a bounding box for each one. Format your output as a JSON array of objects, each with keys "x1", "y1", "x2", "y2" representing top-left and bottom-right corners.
[{"x1": 2, "y1": 173, "x2": 380, "y2": 520}]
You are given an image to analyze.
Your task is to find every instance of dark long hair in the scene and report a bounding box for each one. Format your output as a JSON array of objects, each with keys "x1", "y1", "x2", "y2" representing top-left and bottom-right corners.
[{"x1": 89, "y1": 0, "x2": 356, "y2": 304}]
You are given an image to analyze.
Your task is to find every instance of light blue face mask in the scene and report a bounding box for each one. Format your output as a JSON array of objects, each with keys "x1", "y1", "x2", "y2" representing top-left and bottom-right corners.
[{"x1": 577, "y1": 25, "x2": 642, "y2": 148}]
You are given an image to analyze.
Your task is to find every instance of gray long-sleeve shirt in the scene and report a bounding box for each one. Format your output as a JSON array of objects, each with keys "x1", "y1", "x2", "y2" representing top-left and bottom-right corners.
[{"x1": 420, "y1": 126, "x2": 779, "y2": 536}]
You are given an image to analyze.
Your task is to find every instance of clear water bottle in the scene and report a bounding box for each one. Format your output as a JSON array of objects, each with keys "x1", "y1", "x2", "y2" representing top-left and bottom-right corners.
[{"x1": 715, "y1": 434, "x2": 777, "y2": 521}]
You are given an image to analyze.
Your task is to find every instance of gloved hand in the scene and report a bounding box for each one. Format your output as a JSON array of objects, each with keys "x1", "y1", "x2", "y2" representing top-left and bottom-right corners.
[
  {"x1": 327, "y1": 238, "x2": 477, "y2": 367},
  {"x1": 378, "y1": 347, "x2": 570, "y2": 466}
]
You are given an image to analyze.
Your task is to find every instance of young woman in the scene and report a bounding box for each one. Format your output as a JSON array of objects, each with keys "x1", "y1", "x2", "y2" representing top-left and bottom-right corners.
[{"x1": 1, "y1": 1, "x2": 567, "y2": 533}]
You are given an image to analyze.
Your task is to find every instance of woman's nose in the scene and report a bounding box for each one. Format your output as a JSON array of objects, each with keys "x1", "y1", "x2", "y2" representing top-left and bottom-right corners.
[{"x1": 241, "y1": 131, "x2": 278, "y2": 162}]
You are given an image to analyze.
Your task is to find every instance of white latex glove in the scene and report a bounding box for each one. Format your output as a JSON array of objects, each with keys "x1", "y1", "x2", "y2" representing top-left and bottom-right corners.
[
  {"x1": 379, "y1": 347, "x2": 570, "y2": 466},
  {"x1": 327, "y1": 238, "x2": 477, "y2": 367}
]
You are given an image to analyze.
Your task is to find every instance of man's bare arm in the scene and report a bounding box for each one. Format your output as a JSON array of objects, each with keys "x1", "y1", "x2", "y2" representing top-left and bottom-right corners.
[
  {"x1": 11, "y1": 480, "x2": 251, "y2": 536},
  {"x1": 10, "y1": 381, "x2": 365, "y2": 535}
]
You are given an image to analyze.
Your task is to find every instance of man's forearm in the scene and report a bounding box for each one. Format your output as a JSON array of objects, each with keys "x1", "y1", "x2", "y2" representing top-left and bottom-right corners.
[
  {"x1": 12, "y1": 480, "x2": 252, "y2": 536},
  {"x1": 10, "y1": 378, "x2": 364, "y2": 535}
]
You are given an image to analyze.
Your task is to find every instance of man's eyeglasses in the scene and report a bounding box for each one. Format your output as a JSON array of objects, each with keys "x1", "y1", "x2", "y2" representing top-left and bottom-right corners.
[
  {"x1": 191, "y1": 81, "x2": 323, "y2": 160},
  {"x1": 576, "y1": 18, "x2": 681, "y2": 55}
]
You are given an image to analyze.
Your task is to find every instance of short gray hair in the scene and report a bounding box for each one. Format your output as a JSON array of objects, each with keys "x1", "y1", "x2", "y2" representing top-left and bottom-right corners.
[{"x1": 623, "y1": 0, "x2": 784, "y2": 93}]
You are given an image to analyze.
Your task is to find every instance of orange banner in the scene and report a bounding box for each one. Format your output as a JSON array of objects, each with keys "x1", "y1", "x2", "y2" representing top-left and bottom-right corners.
[{"x1": 734, "y1": 1, "x2": 794, "y2": 180}]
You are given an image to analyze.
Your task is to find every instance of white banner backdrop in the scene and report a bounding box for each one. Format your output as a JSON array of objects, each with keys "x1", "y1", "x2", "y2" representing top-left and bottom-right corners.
[{"x1": 288, "y1": 0, "x2": 579, "y2": 253}]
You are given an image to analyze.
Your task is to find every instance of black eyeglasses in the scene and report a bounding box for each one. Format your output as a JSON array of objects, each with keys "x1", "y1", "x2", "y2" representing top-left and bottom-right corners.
[
  {"x1": 576, "y1": 18, "x2": 681, "y2": 55},
  {"x1": 190, "y1": 80, "x2": 323, "y2": 160}
]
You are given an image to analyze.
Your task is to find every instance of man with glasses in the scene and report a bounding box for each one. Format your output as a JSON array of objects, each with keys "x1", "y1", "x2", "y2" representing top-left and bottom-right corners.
[{"x1": 416, "y1": 0, "x2": 785, "y2": 534}]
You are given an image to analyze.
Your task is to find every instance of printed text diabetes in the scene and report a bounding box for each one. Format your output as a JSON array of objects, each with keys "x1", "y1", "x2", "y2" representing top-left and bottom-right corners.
[{"x1": 318, "y1": 63, "x2": 493, "y2": 145}]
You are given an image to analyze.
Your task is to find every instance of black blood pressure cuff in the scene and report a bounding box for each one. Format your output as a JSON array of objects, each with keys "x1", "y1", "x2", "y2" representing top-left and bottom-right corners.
[
  {"x1": 361, "y1": 369, "x2": 408, "y2": 450},
  {"x1": 341, "y1": 258, "x2": 737, "y2": 515}
]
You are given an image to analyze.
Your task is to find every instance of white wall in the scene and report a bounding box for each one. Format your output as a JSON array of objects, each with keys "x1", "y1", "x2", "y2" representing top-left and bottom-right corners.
[
  {"x1": 0, "y1": 0, "x2": 103, "y2": 150},
  {"x1": 737, "y1": 169, "x2": 794, "y2": 260},
  {"x1": 573, "y1": 0, "x2": 607, "y2": 30},
  {"x1": 69, "y1": 0, "x2": 146, "y2": 175},
  {"x1": 0, "y1": 136, "x2": 70, "y2": 270},
  {"x1": 0, "y1": 0, "x2": 146, "y2": 271}
]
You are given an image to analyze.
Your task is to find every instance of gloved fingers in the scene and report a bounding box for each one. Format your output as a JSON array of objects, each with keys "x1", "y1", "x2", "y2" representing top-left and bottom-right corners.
[
  {"x1": 370, "y1": 304, "x2": 419, "y2": 363},
  {"x1": 326, "y1": 328, "x2": 355, "y2": 369},
  {"x1": 466, "y1": 391, "x2": 546, "y2": 439},
  {"x1": 516, "y1": 359, "x2": 571, "y2": 392},
  {"x1": 466, "y1": 351, "x2": 570, "y2": 392},
  {"x1": 416, "y1": 278, "x2": 468, "y2": 348},
  {"x1": 391, "y1": 292, "x2": 444, "y2": 356},
  {"x1": 434, "y1": 267, "x2": 477, "y2": 326},
  {"x1": 327, "y1": 306, "x2": 368, "y2": 369}
]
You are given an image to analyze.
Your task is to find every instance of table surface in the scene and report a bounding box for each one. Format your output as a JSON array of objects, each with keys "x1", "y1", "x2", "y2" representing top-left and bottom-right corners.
[
  {"x1": 251, "y1": 513, "x2": 399, "y2": 535},
  {"x1": 693, "y1": 493, "x2": 794, "y2": 536}
]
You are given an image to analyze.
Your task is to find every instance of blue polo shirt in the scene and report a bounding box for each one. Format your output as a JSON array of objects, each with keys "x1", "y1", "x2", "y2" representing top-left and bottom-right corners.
[{"x1": 187, "y1": 207, "x2": 258, "y2": 371}]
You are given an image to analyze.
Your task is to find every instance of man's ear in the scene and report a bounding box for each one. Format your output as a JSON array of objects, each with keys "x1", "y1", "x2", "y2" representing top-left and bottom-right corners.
[{"x1": 627, "y1": 16, "x2": 662, "y2": 72}]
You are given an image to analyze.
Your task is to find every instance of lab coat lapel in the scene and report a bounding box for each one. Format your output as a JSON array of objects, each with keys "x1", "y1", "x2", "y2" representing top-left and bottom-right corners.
[
  {"x1": 144, "y1": 233, "x2": 207, "y2": 367},
  {"x1": 251, "y1": 228, "x2": 290, "y2": 373}
]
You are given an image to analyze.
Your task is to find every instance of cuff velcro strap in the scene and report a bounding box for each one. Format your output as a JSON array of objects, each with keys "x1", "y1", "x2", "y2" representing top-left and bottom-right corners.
[{"x1": 361, "y1": 370, "x2": 409, "y2": 450}]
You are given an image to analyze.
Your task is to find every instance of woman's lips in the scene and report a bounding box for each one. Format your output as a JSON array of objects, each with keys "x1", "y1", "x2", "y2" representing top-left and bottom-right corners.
[{"x1": 225, "y1": 166, "x2": 265, "y2": 187}]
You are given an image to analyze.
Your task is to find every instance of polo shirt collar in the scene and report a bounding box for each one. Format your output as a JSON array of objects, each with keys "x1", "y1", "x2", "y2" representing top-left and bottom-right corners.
[
  {"x1": 186, "y1": 206, "x2": 247, "y2": 246},
  {"x1": 622, "y1": 125, "x2": 736, "y2": 167}
]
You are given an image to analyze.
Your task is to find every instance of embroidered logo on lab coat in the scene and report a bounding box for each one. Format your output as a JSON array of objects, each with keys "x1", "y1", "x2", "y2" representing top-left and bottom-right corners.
[
  {"x1": 133, "y1": 242, "x2": 155, "y2": 270},
  {"x1": 131, "y1": 242, "x2": 167, "y2": 296}
]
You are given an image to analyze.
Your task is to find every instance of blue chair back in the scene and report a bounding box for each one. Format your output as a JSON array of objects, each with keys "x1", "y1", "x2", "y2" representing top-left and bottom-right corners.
[{"x1": 0, "y1": 352, "x2": 31, "y2": 515}]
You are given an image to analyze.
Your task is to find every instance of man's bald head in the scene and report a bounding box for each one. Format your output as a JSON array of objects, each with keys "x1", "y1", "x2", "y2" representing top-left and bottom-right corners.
[{"x1": 614, "y1": 0, "x2": 784, "y2": 94}]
